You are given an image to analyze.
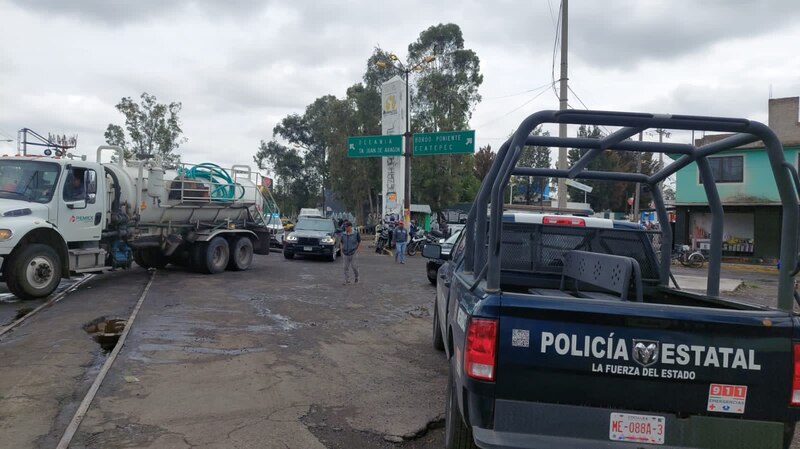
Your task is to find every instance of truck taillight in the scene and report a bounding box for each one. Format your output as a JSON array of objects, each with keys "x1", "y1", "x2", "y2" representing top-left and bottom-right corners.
[
  {"x1": 543, "y1": 216, "x2": 585, "y2": 226},
  {"x1": 465, "y1": 318, "x2": 498, "y2": 381},
  {"x1": 792, "y1": 343, "x2": 800, "y2": 405}
]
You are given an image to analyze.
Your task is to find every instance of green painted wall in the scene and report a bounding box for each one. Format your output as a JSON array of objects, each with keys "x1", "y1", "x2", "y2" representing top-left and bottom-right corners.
[{"x1": 675, "y1": 145, "x2": 800, "y2": 204}]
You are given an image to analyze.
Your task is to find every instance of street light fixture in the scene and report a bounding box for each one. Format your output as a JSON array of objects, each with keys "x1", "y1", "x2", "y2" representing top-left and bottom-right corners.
[{"x1": 374, "y1": 53, "x2": 435, "y2": 223}]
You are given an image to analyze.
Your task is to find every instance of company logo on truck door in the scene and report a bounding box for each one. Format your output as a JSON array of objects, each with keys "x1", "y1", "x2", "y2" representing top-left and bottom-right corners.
[
  {"x1": 539, "y1": 332, "x2": 761, "y2": 379},
  {"x1": 69, "y1": 215, "x2": 94, "y2": 224}
]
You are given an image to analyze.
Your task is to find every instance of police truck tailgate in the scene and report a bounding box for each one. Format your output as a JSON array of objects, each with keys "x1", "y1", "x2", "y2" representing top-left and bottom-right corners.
[{"x1": 496, "y1": 293, "x2": 795, "y2": 425}]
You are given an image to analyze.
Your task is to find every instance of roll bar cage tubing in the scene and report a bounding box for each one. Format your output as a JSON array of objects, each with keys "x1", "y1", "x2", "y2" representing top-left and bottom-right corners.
[{"x1": 463, "y1": 110, "x2": 800, "y2": 312}]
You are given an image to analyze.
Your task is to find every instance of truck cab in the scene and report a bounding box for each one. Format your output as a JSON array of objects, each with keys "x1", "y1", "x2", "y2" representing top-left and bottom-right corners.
[{"x1": 0, "y1": 156, "x2": 105, "y2": 299}]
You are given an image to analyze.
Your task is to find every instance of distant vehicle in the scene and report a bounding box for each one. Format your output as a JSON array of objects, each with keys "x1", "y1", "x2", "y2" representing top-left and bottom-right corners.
[
  {"x1": 422, "y1": 229, "x2": 461, "y2": 284},
  {"x1": 299, "y1": 208, "x2": 324, "y2": 218},
  {"x1": 430, "y1": 110, "x2": 800, "y2": 449},
  {"x1": 283, "y1": 216, "x2": 341, "y2": 261},
  {"x1": 281, "y1": 218, "x2": 294, "y2": 232}
]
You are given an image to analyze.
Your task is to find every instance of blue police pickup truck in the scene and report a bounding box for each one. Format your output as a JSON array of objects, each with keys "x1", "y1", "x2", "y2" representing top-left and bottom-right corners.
[{"x1": 424, "y1": 110, "x2": 800, "y2": 449}]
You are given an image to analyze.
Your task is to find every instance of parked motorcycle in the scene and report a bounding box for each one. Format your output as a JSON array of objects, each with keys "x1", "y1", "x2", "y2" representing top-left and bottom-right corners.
[
  {"x1": 375, "y1": 225, "x2": 391, "y2": 255},
  {"x1": 406, "y1": 230, "x2": 427, "y2": 256},
  {"x1": 672, "y1": 244, "x2": 705, "y2": 268}
]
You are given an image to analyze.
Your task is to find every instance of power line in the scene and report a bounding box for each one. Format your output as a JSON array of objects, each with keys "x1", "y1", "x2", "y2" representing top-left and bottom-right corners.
[
  {"x1": 482, "y1": 81, "x2": 555, "y2": 101},
  {"x1": 474, "y1": 83, "x2": 554, "y2": 129},
  {"x1": 547, "y1": 0, "x2": 558, "y2": 26},
  {"x1": 550, "y1": 1, "x2": 562, "y2": 103}
]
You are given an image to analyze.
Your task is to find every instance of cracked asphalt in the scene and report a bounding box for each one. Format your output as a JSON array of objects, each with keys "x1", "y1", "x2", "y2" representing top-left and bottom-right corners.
[
  {"x1": 0, "y1": 247, "x2": 447, "y2": 448},
  {"x1": 2, "y1": 250, "x2": 796, "y2": 448}
]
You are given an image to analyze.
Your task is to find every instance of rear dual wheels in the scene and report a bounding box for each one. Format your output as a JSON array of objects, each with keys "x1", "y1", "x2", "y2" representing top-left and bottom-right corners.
[
  {"x1": 228, "y1": 237, "x2": 254, "y2": 271},
  {"x1": 192, "y1": 236, "x2": 254, "y2": 274}
]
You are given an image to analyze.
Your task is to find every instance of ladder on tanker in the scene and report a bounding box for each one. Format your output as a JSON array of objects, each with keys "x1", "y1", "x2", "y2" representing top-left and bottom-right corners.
[{"x1": 252, "y1": 185, "x2": 282, "y2": 229}]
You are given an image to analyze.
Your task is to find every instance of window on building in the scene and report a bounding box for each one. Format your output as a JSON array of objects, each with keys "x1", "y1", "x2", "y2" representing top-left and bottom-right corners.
[{"x1": 699, "y1": 155, "x2": 743, "y2": 184}]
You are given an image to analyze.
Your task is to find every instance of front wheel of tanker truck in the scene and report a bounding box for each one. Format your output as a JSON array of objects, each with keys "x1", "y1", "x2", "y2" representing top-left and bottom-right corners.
[{"x1": 6, "y1": 244, "x2": 62, "y2": 300}]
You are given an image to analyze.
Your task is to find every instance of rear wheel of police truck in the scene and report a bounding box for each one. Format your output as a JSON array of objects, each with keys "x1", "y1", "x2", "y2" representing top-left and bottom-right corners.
[
  {"x1": 6, "y1": 244, "x2": 62, "y2": 300},
  {"x1": 445, "y1": 358, "x2": 478, "y2": 449}
]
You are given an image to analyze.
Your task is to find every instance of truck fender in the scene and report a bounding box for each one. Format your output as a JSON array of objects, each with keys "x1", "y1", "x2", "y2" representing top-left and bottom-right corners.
[{"x1": 8, "y1": 227, "x2": 70, "y2": 278}]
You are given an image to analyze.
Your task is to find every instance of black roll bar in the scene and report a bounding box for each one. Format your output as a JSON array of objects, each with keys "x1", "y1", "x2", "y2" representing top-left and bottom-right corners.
[{"x1": 464, "y1": 110, "x2": 798, "y2": 311}]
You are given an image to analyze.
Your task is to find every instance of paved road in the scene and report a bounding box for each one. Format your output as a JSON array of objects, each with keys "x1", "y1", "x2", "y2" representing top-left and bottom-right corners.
[
  {"x1": 1, "y1": 248, "x2": 447, "y2": 448},
  {"x1": 2, "y1": 252, "x2": 797, "y2": 448}
]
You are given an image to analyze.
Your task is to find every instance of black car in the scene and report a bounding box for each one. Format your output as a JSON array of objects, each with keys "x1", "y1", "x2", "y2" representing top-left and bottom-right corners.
[
  {"x1": 283, "y1": 216, "x2": 341, "y2": 261},
  {"x1": 423, "y1": 229, "x2": 461, "y2": 285}
]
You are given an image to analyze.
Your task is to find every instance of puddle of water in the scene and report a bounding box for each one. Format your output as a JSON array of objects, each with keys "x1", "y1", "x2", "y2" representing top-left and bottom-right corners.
[{"x1": 84, "y1": 317, "x2": 126, "y2": 351}]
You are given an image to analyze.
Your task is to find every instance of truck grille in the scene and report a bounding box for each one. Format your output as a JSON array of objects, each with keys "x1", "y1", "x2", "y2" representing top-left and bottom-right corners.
[{"x1": 298, "y1": 237, "x2": 319, "y2": 246}]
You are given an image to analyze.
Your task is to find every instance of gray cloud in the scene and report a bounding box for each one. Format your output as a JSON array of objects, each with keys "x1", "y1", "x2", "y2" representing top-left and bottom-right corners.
[
  {"x1": 570, "y1": 0, "x2": 800, "y2": 67},
  {"x1": 8, "y1": 0, "x2": 269, "y2": 24}
]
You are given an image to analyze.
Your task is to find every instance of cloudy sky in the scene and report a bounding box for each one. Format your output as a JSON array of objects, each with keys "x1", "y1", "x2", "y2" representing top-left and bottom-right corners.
[{"x1": 1, "y1": 0, "x2": 798, "y2": 170}]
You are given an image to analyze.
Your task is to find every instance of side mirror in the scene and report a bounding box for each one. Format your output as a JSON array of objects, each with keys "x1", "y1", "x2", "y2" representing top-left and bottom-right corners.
[
  {"x1": 422, "y1": 244, "x2": 443, "y2": 259},
  {"x1": 85, "y1": 170, "x2": 97, "y2": 195},
  {"x1": 67, "y1": 200, "x2": 87, "y2": 209}
]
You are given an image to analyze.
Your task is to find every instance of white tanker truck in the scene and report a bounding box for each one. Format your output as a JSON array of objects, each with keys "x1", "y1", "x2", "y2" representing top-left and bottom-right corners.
[{"x1": 0, "y1": 145, "x2": 274, "y2": 299}]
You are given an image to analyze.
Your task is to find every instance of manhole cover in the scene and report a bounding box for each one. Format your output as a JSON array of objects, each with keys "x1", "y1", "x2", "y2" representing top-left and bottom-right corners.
[{"x1": 84, "y1": 317, "x2": 126, "y2": 351}]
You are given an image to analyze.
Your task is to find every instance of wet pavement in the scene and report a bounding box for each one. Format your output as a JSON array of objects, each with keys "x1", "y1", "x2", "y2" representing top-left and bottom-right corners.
[
  {"x1": 1, "y1": 251, "x2": 797, "y2": 448},
  {"x1": 1, "y1": 248, "x2": 447, "y2": 448}
]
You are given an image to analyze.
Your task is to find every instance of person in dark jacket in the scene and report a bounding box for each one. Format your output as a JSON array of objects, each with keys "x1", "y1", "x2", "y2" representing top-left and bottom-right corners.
[
  {"x1": 340, "y1": 221, "x2": 361, "y2": 284},
  {"x1": 393, "y1": 221, "x2": 409, "y2": 264}
]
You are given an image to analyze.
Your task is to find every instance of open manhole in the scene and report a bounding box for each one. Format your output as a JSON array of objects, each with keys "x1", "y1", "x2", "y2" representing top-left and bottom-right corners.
[{"x1": 84, "y1": 317, "x2": 126, "y2": 351}]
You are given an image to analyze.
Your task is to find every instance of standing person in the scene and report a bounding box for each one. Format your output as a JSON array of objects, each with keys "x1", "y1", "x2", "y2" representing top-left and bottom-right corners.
[
  {"x1": 340, "y1": 221, "x2": 361, "y2": 284},
  {"x1": 394, "y1": 221, "x2": 409, "y2": 264}
]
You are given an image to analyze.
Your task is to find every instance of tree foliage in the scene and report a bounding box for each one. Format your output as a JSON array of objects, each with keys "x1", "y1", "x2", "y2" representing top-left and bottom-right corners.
[
  {"x1": 104, "y1": 92, "x2": 185, "y2": 162},
  {"x1": 473, "y1": 144, "x2": 495, "y2": 180},
  {"x1": 405, "y1": 23, "x2": 484, "y2": 212},
  {"x1": 514, "y1": 126, "x2": 551, "y2": 204},
  {"x1": 567, "y1": 125, "x2": 659, "y2": 211},
  {"x1": 255, "y1": 23, "x2": 483, "y2": 221}
]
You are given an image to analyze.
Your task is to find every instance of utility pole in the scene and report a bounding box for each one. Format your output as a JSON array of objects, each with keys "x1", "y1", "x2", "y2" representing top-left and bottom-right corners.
[
  {"x1": 556, "y1": 0, "x2": 569, "y2": 210},
  {"x1": 633, "y1": 132, "x2": 642, "y2": 222}
]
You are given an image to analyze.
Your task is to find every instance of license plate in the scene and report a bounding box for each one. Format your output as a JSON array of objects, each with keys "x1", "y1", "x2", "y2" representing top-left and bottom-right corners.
[
  {"x1": 609, "y1": 412, "x2": 665, "y2": 445},
  {"x1": 304, "y1": 246, "x2": 313, "y2": 251}
]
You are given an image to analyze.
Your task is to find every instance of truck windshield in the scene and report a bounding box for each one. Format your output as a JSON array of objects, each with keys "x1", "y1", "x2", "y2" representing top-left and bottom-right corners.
[
  {"x1": 295, "y1": 218, "x2": 334, "y2": 232},
  {"x1": 0, "y1": 160, "x2": 61, "y2": 203}
]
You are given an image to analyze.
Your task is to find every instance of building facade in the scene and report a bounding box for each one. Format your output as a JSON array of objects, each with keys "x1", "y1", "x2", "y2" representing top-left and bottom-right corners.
[{"x1": 674, "y1": 97, "x2": 800, "y2": 261}]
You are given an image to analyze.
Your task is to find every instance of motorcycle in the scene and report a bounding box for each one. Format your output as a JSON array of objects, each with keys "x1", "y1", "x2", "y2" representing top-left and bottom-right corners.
[
  {"x1": 406, "y1": 230, "x2": 427, "y2": 256},
  {"x1": 672, "y1": 244, "x2": 705, "y2": 268},
  {"x1": 375, "y1": 225, "x2": 391, "y2": 255}
]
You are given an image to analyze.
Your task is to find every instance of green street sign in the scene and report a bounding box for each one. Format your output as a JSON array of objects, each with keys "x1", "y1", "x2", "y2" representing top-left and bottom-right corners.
[
  {"x1": 413, "y1": 130, "x2": 475, "y2": 156},
  {"x1": 347, "y1": 134, "x2": 403, "y2": 158}
]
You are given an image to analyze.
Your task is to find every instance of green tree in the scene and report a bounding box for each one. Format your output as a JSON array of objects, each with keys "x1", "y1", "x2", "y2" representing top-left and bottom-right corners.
[
  {"x1": 567, "y1": 125, "x2": 659, "y2": 211},
  {"x1": 253, "y1": 140, "x2": 312, "y2": 216},
  {"x1": 473, "y1": 144, "x2": 495, "y2": 180},
  {"x1": 515, "y1": 126, "x2": 551, "y2": 204},
  {"x1": 104, "y1": 92, "x2": 185, "y2": 162},
  {"x1": 398, "y1": 23, "x2": 484, "y2": 211}
]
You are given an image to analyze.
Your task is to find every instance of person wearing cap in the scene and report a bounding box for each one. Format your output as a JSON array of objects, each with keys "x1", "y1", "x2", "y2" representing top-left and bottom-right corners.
[
  {"x1": 340, "y1": 221, "x2": 361, "y2": 284},
  {"x1": 393, "y1": 220, "x2": 409, "y2": 264}
]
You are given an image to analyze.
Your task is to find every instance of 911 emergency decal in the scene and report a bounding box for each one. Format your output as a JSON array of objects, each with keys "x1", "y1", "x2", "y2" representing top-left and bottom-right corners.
[
  {"x1": 538, "y1": 331, "x2": 761, "y2": 380},
  {"x1": 707, "y1": 383, "x2": 747, "y2": 414}
]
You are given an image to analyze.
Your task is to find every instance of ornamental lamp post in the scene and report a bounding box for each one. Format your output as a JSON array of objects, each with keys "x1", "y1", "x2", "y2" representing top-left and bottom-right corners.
[{"x1": 375, "y1": 53, "x2": 435, "y2": 224}]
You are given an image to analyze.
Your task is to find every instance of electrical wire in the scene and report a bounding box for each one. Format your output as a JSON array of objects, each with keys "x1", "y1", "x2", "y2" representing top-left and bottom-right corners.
[
  {"x1": 473, "y1": 83, "x2": 554, "y2": 129},
  {"x1": 551, "y1": 1, "x2": 562, "y2": 103},
  {"x1": 482, "y1": 81, "x2": 555, "y2": 101}
]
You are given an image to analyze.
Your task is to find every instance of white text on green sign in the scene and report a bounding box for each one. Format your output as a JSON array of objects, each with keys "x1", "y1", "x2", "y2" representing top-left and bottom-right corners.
[
  {"x1": 347, "y1": 135, "x2": 403, "y2": 158},
  {"x1": 413, "y1": 130, "x2": 475, "y2": 155}
]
